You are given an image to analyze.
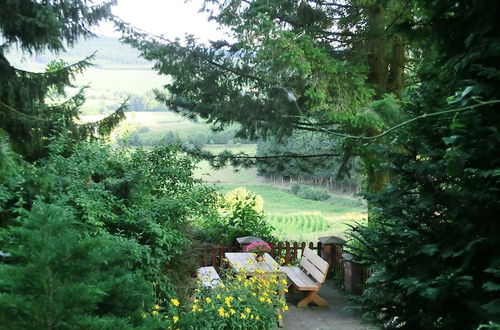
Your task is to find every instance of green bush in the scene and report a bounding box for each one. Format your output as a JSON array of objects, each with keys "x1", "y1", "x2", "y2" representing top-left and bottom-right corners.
[
  {"x1": 0, "y1": 138, "x2": 218, "y2": 325},
  {"x1": 195, "y1": 187, "x2": 275, "y2": 244},
  {"x1": 0, "y1": 201, "x2": 154, "y2": 328},
  {"x1": 290, "y1": 183, "x2": 330, "y2": 201}
]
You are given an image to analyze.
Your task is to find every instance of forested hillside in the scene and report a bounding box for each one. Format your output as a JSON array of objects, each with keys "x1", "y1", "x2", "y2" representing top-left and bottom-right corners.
[{"x1": 7, "y1": 35, "x2": 148, "y2": 67}]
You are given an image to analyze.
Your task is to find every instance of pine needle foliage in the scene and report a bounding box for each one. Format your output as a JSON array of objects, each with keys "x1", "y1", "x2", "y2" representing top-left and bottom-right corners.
[
  {"x1": 349, "y1": 1, "x2": 500, "y2": 328},
  {"x1": 0, "y1": 0, "x2": 124, "y2": 161}
]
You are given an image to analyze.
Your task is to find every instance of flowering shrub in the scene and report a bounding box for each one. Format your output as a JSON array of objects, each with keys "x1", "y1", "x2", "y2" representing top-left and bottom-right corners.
[
  {"x1": 196, "y1": 187, "x2": 275, "y2": 244},
  {"x1": 142, "y1": 268, "x2": 289, "y2": 329},
  {"x1": 245, "y1": 241, "x2": 272, "y2": 255}
]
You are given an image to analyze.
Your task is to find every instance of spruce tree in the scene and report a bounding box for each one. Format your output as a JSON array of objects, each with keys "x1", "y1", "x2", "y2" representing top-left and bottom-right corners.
[
  {"x1": 350, "y1": 0, "x2": 500, "y2": 328},
  {"x1": 0, "y1": 0, "x2": 124, "y2": 161}
]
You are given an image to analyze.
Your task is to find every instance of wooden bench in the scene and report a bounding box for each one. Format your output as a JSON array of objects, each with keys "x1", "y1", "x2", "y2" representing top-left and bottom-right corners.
[
  {"x1": 281, "y1": 247, "x2": 329, "y2": 307},
  {"x1": 197, "y1": 266, "x2": 222, "y2": 288}
]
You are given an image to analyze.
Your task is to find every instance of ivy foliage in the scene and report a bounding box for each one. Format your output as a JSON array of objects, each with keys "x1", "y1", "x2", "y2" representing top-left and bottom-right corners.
[{"x1": 349, "y1": 0, "x2": 500, "y2": 328}]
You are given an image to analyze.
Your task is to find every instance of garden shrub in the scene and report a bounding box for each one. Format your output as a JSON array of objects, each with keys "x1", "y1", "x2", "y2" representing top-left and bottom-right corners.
[
  {"x1": 290, "y1": 183, "x2": 330, "y2": 201},
  {"x1": 0, "y1": 201, "x2": 154, "y2": 328},
  {"x1": 0, "y1": 138, "x2": 218, "y2": 326},
  {"x1": 196, "y1": 187, "x2": 275, "y2": 244}
]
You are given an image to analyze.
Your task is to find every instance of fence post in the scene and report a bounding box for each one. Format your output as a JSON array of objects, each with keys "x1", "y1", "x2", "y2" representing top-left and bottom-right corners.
[
  {"x1": 236, "y1": 236, "x2": 263, "y2": 252},
  {"x1": 318, "y1": 236, "x2": 346, "y2": 278},
  {"x1": 342, "y1": 252, "x2": 364, "y2": 295}
]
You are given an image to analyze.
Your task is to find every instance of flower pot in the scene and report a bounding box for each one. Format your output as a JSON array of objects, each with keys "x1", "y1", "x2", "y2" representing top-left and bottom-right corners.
[{"x1": 255, "y1": 254, "x2": 265, "y2": 262}]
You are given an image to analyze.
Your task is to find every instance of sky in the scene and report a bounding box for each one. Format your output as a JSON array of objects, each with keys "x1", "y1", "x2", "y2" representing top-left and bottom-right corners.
[{"x1": 97, "y1": 0, "x2": 224, "y2": 42}]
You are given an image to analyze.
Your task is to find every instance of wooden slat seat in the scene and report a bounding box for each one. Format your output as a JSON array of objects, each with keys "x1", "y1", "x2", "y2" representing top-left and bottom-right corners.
[
  {"x1": 281, "y1": 247, "x2": 329, "y2": 308},
  {"x1": 197, "y1": 266, "x2": 222, "y2": 288},
  {"x1": 281, "y1": 266, "x2": 318, "y2": 290}
]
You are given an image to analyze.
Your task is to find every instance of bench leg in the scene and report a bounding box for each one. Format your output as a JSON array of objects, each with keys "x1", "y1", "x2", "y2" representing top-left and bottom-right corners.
[{"x1": 297, "y1": 291, "x2": 329, "y2": 308}]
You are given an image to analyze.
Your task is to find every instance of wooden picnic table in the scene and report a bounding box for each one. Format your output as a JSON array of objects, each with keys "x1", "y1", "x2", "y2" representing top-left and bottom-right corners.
[
  {"x1": 224, "y1": 252, "x2": 286, "y2": 327},
  {"x1": 224, "y1": 252, "x2": 281, "y2": 274}
]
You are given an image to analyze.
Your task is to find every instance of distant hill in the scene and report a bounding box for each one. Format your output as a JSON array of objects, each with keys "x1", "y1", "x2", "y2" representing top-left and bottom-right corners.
[{"x1": 7, "y1": 35, "x2": 149, "y2": 68}]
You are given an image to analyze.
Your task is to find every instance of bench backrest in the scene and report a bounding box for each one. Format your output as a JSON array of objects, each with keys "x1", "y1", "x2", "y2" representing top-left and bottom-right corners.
[{"x1": 300, "y1": 247, "x2": 329, "y2": 285}]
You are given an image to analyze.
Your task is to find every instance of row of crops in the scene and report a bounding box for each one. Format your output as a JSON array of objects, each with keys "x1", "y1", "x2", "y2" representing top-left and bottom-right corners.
[{"x1": 267, "y1": 213, "x2": 332, "y2": 240}]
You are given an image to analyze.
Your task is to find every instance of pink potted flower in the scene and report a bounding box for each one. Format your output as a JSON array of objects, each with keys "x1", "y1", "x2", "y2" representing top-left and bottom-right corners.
[{"x1": 245, "y1": 241, "x2": 272, "y2": 262}]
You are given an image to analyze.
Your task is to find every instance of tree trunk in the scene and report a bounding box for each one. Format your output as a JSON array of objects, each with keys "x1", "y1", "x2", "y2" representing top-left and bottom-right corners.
[
  {"x1": 387, "y1": 35, "x2": 405, "y2": 98},
  {"x1": 366, "y1": 5, "x2": 388, "y2": 98}
]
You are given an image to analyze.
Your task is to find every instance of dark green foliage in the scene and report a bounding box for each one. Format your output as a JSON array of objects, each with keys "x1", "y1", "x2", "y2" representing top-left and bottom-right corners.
[
  {"x1": 0, "y1": 0, "x2": 124, "y2": 161},
  {"x1": 117, "y1": 1, "x2": 409, "y2": 194},
  {"x1": 290, "y1": 183, "x2": 330, "y2": 201},
  {"x1": 0, "y1": 135, "x2": 218, "y2": 326},
  {"x1": 349, "y1": 0, "x2": 500, "y2": 328},
  {"x1": 0, "y1": 201, "x2": 152, "y2": 329},
  {"x1": 256, "y1": 132, "x2": 364, "y2": 186}
]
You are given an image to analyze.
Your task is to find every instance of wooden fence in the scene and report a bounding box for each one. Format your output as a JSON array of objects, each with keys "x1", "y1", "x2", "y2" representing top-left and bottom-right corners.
[
  {"x1": 198, "y1": 241, "x2": 342, "y2": 275},
  {"x1": 196, "y1": 240, "x2": 374, "y2": 293}
]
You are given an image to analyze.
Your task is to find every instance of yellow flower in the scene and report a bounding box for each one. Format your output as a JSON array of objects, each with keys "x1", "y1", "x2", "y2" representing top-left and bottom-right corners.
[
  {"x1": 245, "y1": 307, "x2": 251, "y2": 314},
  {"x1": 191, "y1": 304, "x2": 198, "y2": 312},
  {"x1": 283, "y1": 305, "x2": 289, "y2": 311},
  {"x1": 173, "y1": 316, "x2": 179, "y2": 323},
  {"x1": 170, "y1": 298, "x2": 180, "y2": 306},
  {"x1": 141, "y1": 312, "x2": 147, "y2": 318},
  {"x1": 154, "y1": 304, "x2": 160, "y2": 310},
  {"x1": 279, "y1": 257, "x2": 285, "y2": 264},
  {"x1": 240, "y1": 313, "x2": 247, "y2": 319},
  {"x1": 216, "y1": 294, "x2": 221, "y2": 299},
  {"x1": 205, "y1": 297, "x2": 212, "y2": 303},
  {"x1": 250, "y1": 314, "x2": 254, "y2": 319},
  {"x1": 266, "y1": 298, "x2": 272, "y2": 304},
  {"x1": 246, "y1": 259, "x2": 253, "y2": 264},
  {"x1": 256, "y1": 316, "x2": 260, "y2": 320},
  {"x1": 229, "y1": 308, "x2": 236, "y2": 315},
  {"x1": 284, "y1": 288, "x2": 289, "y2": 293},
  {"x1": 259, "y1": 297, "x2": 266, "y2": 302},
  {"x1": 152, "y1": 310, "x2": 159, "y2": 315},
  {"x1": 218, "y1": 307, "x2": 225, "y2": 317},
  {"x1": 193, "y1": 298, "x2": 199, "y2": 303},
  {"x1": 281, "y1": 279, "x2": 288, "y2": 285},
  {"x1": 278, "y1": 314, "x2": 283, "y2": 319},
  {"x1": 252, "y1": 292, "x2": 256, "y2": 296}
]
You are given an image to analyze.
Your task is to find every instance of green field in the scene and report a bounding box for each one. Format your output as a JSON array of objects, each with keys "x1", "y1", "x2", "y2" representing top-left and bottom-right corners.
[
  {"x1": 193, "y1": 142, "x2": 367, "y2": 241},
  {"x1": 75, "y1": 67, "x2": 168, "y2": 95}
]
